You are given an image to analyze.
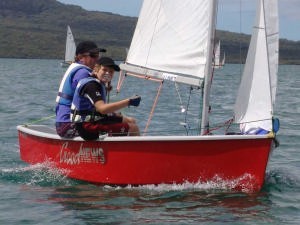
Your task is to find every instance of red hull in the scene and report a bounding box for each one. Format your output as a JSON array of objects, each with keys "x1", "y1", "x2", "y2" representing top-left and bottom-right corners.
[{"x1": 17, "y1": 125, "x2": 273, "y2": 192}]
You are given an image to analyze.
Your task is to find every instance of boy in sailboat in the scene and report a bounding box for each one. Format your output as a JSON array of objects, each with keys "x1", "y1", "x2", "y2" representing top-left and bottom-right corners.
[
  {"x1": 71, "y1": 57, "x2": 141, "y2": 140},
  {"x1": 55, "y1": 41, "x2": 106, "y2": 138}
]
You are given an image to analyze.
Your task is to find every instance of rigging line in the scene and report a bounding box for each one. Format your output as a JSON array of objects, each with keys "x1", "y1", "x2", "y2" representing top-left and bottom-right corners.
[
  {"x1": 174, "y1": 84, "x2": 197, "y2": 135},
  {"x1": 224, "y1": 118, "x2": 234, "y2": 134},
  {"x1": 116, "y1": 70, "x2": 126, "y2": 93},
  {"x1": 238, "y1": 0, "x2": 243, "y2": 75},
  {"x1": 202, "y1": 118, "x2": 234, "y2": 135},
  {"x1": 184, "y1": 87, "x2": 193, "y2": 122},
  {"x1": 24, "y1": 114, "x2": 55, "y2": 126},
  {"x1": 238, "y1": 117, "x2": 273, "y2": 124},
  {"x1": 143, "y1": 80, "x2": 164, "y2": 135},
  {"x1": 182, "y1": 86, "x2": 193, "y2": 135},
  {"x1": 174, "y1": 82, "x2": 185, "y2": 113}
]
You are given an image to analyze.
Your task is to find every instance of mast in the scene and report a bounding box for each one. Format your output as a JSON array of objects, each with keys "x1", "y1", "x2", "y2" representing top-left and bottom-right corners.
[{"x1": 200, "y1": 0, "x2": 218, "y2": 135}]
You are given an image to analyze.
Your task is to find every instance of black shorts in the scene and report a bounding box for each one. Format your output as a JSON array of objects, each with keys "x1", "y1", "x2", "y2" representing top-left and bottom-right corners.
[
  {"x1": 75, "y1": 115, "x2": 129, "y2": 140},
  {"x1": 97, "y1": 114, "x2": 123, "y2": 124}
]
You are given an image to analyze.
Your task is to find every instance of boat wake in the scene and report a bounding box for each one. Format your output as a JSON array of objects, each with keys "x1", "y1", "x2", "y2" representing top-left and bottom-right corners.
[
  {"x1": 2, "y1": 163, "x2": 298, "y2": 194},
  {"x1": 0, "y1": 162, "x2": 76, "y2": 186},
  {"x1": 104, "y1": 174, "x2": 258, "y2": 193}
]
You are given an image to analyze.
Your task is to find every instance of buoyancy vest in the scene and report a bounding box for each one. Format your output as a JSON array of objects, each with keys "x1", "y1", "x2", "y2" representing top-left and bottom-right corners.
[
  {"x1": 56, "y1": 63, "x2": 92, "y2": 106},
  {"x1": 71, "y1": 77, "x2": 107, "y2": 123}
]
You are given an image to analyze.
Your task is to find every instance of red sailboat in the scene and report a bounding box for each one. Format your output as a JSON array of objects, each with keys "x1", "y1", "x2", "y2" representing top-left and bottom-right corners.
[{"x1": 17, "y1": 0, "x2": 279, "y2": 192}]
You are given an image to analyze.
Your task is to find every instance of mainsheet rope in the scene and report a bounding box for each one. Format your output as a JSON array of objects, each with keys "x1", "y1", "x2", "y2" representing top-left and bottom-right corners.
[{"x1": 23, "y1": 114, "x2": 55, "y2": 126}]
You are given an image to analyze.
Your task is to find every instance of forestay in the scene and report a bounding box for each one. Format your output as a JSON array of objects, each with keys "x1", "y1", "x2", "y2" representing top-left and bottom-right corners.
[
  {"x1": 120, "y1": 0, "x2": 216, "y2": 87},
  {"x1": 234, "y1": 0, "x2": 279, "y2": 133}
]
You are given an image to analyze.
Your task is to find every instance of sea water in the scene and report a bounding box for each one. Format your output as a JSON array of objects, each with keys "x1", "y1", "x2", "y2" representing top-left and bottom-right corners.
[{"x1": 0, "y1": 58, "x2": 299, "y2": 224}]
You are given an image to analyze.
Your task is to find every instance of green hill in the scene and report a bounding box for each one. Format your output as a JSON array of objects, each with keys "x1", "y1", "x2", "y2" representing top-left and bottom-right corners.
[{"x1": 0, "y1": 0, "x2": 299, "y2": 64}]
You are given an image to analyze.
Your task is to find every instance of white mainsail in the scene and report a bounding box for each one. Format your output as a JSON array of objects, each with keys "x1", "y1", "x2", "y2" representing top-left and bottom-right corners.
[
  {"x1": 65, "y1": 25, "x2": 76, "y2": 62},
  {"x1": 120, "y1": 0, "x2": 217, "y2": 87},
  {"x1": 234, "y1": 0, "x2": 279, "y2": 133}
]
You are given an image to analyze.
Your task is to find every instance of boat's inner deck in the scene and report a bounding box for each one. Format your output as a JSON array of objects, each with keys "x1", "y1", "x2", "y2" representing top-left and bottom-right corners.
[{"x1": 17, "y1": 125, "x2": 272, "y2": 142}]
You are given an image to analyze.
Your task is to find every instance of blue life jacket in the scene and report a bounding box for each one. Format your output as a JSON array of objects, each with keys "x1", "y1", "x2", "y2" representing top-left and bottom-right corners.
[
  {"x1": 56, "y1": 63, "x2": 92, "y2": 106},
  {"x1": 71, "y1": 77, "x2": 107, "y2": 122}
]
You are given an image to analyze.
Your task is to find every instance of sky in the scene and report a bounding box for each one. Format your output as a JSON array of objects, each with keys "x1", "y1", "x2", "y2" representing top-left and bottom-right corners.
[{"x1": 57, "y1": 0, "x2": 300, "y2": 41}]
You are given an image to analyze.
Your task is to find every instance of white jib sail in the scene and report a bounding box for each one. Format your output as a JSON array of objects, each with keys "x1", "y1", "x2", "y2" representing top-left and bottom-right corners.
[
  {"x1": 234, "y1": 0, "x2": 279, "y2": 133},
  {"x1": 65, "y1": 25, "x2": 76, "y2": 62},
  {"x1": 121, "y1": 0, "x2": 216, "y2": 87}
]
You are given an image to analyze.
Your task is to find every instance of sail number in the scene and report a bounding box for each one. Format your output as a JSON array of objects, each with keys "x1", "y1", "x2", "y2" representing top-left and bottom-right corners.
[{"x1": 162, "y1": 72, "x2": 177, "y2": 81}]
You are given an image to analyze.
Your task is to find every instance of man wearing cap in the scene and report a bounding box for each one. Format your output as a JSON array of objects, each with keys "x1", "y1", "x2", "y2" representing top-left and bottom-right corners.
[
  {"x1": 70, "y1": 57, "x2": 141, "y2": 140},
  {"x1": 55, "y1": 41, "x2": 106, "y2": 138}
]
